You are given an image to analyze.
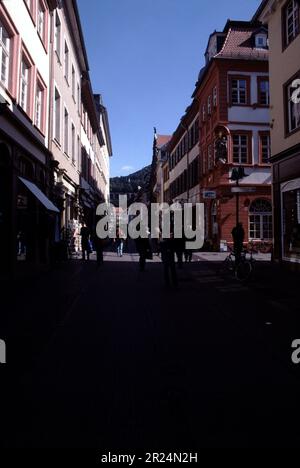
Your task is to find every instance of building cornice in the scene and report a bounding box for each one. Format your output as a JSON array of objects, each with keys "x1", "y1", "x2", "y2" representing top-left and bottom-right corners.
[
  {"x1": 253, "y1": 0, "x2": 290, "y2": 24},
  {"x1": 100, "y1": 105, "x2": 113, "y2": 156},
  {"x1": 270, "y1": 142, "x2": 300, "y2": 163},
  {"x1": 94, "y1": 95, "x2": 113, "y2": 156},
  {"x1": 82, "y1": 77, "x2": 104, "y2": 148},
  {"x1": 47, "y1": 0, "x2": 59, "y2": 11},
  {"x1": 0, "y1": 98, "x2": 52, "y2": 159},
  {"x1": 63, "y1": 0, "x2": 90, "y2": 73},
  {"x1": 167, "y1": 99, "x2": 199, "y2": 153}
]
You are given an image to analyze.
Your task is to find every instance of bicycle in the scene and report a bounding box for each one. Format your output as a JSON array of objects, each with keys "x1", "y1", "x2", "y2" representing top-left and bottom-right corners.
[{"x1": 219, "y1": 248, "x2": 254, "y2": 282}]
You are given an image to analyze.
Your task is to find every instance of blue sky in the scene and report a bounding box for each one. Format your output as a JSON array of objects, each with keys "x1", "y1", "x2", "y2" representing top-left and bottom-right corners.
[{"x1": 77, "y1": 0, "x2": 262, "y2": 177}]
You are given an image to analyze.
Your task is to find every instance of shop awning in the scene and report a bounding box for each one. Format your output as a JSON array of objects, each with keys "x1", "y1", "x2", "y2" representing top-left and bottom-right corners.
[{"x1": 19, "y1": 177, "x2": 60, "y2": 213}]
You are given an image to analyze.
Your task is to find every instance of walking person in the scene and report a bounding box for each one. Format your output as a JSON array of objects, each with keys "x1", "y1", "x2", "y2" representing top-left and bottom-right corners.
[
  {"x1": 184, "y1": 248, "x2": 193, "y2": 263},
  {"x1": 94, "y1": 235, "x2": 105, "y2": 267},
  {"x1": 80, "y1": 222, "x2": 91, "y2": 261},
  {"x1": 184, "y1": 230, "x2": 194, "y2": 263},
  {"x1": 160, "y1": 234, "x2": 178, "y2": 289},
  {"x1": 174, "y1": 237, "x2": 184, "y2": 269},
  {"x1": 135, "y1": 236, "x2": 152, "y2": 272},
  {"x1": 115, "y1": 227, "x2": 125, "y2": 257}
]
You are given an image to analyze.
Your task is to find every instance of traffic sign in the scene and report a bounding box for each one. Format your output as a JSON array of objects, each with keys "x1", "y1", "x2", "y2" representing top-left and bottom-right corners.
[
  {"x1": 203, "y1": 190, "x2": 217, "y2": 199},
  {"x1": 231, "y1": 187, "x2": 257, "y2": 193}
]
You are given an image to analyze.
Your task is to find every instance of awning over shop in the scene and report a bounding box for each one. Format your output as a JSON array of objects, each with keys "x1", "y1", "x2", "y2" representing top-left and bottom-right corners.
[{"x1": 19, "y1": 177, "x2": 60, "y2": 213}]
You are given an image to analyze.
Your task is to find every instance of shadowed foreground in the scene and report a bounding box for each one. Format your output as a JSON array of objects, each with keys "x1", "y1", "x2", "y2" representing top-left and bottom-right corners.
[{"x1": 2, "y1": 251, "x2": 300, "y2": 448}]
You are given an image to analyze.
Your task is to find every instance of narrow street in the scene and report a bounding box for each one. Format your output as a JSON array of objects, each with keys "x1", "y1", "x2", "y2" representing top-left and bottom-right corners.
[{"x1": 2, "y1": 252, "x2": 300, "y2": 448}]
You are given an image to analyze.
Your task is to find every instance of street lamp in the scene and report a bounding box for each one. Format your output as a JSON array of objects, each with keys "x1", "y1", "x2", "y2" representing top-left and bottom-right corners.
[{"x1": 230, "y1": 166, "x2": 249, "y2": 228}]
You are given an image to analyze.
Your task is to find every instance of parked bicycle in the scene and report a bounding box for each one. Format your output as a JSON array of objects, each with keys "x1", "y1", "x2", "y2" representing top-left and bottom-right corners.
[{"x1": 219, "y1": 248, "x2": 255, "y2": 282}]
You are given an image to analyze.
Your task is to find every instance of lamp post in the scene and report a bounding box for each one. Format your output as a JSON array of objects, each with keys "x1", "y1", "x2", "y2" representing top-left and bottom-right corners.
[{"x1": 230, "y1": 166, "x2": 249, "y2": 228}]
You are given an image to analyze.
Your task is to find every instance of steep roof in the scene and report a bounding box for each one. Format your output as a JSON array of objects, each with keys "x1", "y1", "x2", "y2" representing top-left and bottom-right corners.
[
  {"x1": 192, "y1": 21, "x2": 268, "y2": 98},
  {"x1": 215, "y1": 26, "x2": 268, "y2": 61},
  {"x1": 252, "y1": 0, "x2": 269, "y2": 22},
  {"x1": 156, "y1": 135, "x2": 172, "y2": 149}
]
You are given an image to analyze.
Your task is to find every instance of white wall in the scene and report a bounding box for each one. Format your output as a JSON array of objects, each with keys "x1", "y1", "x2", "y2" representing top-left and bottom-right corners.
[
  {"x1": 51, "y1": 6, "x2": 82, "y2": 190},
  {"x1": 228, "y1": 71, "x2": 270, "y2": 123},
  {"x1": 2, "y1": 0, "x2": 50, "y2": 145}
]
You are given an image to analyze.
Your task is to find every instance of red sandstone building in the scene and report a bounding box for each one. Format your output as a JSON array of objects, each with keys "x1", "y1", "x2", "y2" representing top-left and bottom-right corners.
[
  {"x1": 166, "y1": 20, "x2": 273, "y2": 251},
  {"x1": 194, "y1": 20, "x2": 272, "y2": 250}
]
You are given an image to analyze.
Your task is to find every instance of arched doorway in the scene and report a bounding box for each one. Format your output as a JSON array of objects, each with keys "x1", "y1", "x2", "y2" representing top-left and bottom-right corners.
[
  {"x1": 249, "y1": 199, "x2": 272, "y2": 241},
  {"x1": 0, "y1": 143, "x2": 12, "y2": 273}
]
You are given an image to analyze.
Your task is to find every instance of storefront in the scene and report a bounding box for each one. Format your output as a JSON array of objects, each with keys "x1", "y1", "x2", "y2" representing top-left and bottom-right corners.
[
  {"x1": 0, "y1": 126, "x2": 59, "y2": 277},
  {"x1": 281, "y1": 177, "x2": 300, "y2": 263},
  {"x1": 272, "y1": 143, "x2": 300, "y2": 267}
]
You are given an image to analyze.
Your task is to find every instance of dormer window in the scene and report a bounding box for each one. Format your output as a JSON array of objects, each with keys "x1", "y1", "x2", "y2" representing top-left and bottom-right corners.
[{"x1": 255, "y1": 34, "x2": 267, "y2": 49}]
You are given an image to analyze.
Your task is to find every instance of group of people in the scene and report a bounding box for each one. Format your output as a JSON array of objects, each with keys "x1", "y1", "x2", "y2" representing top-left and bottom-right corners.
[
  {"x1": 80, "y1": 223, "x2": 105, "y2": 266},
  {"x1": 80, "y1": 219, "x2": 247, "y2": 288},
  {"x1": 79, "y1": 221, "x2": 193, "y2": 288}
]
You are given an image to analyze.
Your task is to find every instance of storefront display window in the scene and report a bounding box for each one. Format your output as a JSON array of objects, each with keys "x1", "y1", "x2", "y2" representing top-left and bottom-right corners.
[
  {"x1": 249, "y1": 199, "x2": 272, "y2": 240},
  {"x1": 282, "y1": 178, "x2": 300, "y2": 261}
]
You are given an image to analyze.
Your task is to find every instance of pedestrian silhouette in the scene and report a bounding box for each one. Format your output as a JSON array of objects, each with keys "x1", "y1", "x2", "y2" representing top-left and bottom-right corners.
[
  {"x1": 94, "y1": 235, "x2": 105, "y2": 267},
  {"x1": 231, "y1": 222, "x2": 245, "y2": 263},
  {"x1": 160, "y1": 234, "x2": 178, "y2": 289},
  {"x1": 80, "y1": 222, "x2": 91, "y2": 261},
  {"x1": 135, "y1": 236, "x2": 152, "y2": 272},
  {"x1": 115, "y1": 227, "x2": 125, "y2": 257}
]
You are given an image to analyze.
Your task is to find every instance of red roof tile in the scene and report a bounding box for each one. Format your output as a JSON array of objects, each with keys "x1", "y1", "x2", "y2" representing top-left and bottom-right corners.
[
  {"x1": 156, "y1": 134, "x2": 172, "y2": 148},
  {"x1": 215, "y1": 28, "x2": 268, "y2": 61}
]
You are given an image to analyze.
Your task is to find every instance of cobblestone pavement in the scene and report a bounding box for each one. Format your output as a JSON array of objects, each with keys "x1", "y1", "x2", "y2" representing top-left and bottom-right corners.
[{"x1": 1, "y1": 250, "x2": 300, "y2": 448}]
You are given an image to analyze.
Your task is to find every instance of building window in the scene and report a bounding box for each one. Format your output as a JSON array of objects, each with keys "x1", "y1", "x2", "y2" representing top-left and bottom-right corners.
[
  {"x1": 54, "y1": 12, "x2": 61, "y2": 59},
  {"x1": 202, "y1": 105, "x2": 206, "y2": 122},
  {"x1": 88, "y1": 158, "x2": 91, "y2": 184},
  {"x1": 19, "y1": 58, "x2": 30, "y2": 113},
  {"x1": 194, "y1": 118, "x2": 199, "y2": 142},
  {"x1": 208, "y1": 145, "x2": 213, "y2": 170},
  {"x1": 77, "y1": 83, "x2": 80, "y2": 112},
  {"x1": 54, "y1": 87, "x2": 61, "y2": 143},
  {"x1": 64, "y1": 41, "x2": 69, "y2": 83},
  {"x1": 207, "y1": 95, "x2": 211, "y2": 115},
  {"x1": 37, "y1": 2, "x2": 45, "y2": 40},
  {"x1": 24, "y1": 0, "x2": 32, "y2": 10},
  {"x1": 283, "y1": 0, "x2": 300, "y2": 47},
  {"x1": 0, "y1": 20, "x2": 10, "y2": 88},
  {"x1": 230, "y1": 77, "x2": 249, "y2": 105},
  {"x1": 257, "y1": 78, "x2": 269, "y2": 106},
  {"x1": 24, "y1": 0, "x2": 35, "y2": 21},
  {"x1": 71, "y1": 123, "x2": 75, "y2": 164},
  {"x1": 35, "y1": 78, "x2": 45, "y2": 132},
  {"x1": 232, "y1": 134, "x2": 250, "y2": 164},
  {"x1": 249, "y1": 199, "x2": 272, "y2": 240},
  {"x1": 286, "y1": 74, "x2": 300, "y2": 133},
  {"x1": 213, "y1": 86, "x2": 218, "y2": 107},
  {"x1": 259, "y1": 133, "x2": 271, "y2": 164},
  {"x1": 202, "y1": 149, "x2": 207, "y2": 175},
  {"x1": 77, "y1": 135, "x2": 80, "y2": 168},
  {"x1": 255, "y1": 34, "x2": 267, "y2": 48},
  {"x1": 64, "y1": 107, "x2": 69, "y2": 155},
  {"x1": 71, "y1": 65, "x2": 75, "y2": 100}
]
